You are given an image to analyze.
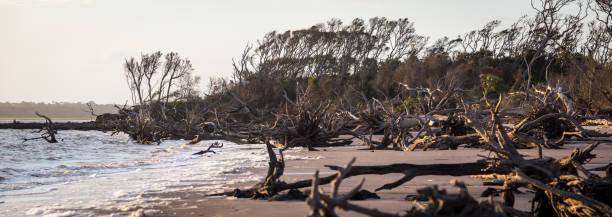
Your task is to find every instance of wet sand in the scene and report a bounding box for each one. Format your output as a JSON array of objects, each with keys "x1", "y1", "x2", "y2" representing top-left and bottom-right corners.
[{"x1": 143, "y1": 128, "x2": 612, "y2": 217}]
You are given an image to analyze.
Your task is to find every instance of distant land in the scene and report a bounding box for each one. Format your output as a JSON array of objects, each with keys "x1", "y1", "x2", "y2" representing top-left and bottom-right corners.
[{"x1": 0, "y1": 102, "x2": 118, "y2": 120}]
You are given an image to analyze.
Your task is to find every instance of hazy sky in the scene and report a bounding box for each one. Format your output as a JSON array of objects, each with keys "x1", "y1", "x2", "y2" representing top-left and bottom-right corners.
[{"x1": 0, "y1": 0, "x2": 536, "y2": 104}]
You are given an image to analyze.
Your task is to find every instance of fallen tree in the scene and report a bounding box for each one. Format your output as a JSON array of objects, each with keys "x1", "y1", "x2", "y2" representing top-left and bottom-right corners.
[
  {"x1": 217, "y1": 141, "x2": 495, "y2": 199},
  {"x1": 306, "y1": 159, "x2": 533, "y2": 217}
]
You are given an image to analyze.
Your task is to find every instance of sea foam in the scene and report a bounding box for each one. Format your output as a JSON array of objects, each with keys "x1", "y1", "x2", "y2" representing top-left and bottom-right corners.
[{"x1": 0, "y1": 129, "x2": 272, "y2": 216}]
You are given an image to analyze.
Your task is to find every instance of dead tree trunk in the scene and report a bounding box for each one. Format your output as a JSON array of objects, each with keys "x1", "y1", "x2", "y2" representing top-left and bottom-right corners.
[{"x1": 23, "y1": 112, "x2": 58, "y2": 143}]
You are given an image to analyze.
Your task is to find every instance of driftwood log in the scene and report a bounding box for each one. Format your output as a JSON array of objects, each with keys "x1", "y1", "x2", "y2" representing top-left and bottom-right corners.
[
  {"x1": 219, "y1": 143, "x2": 494, "y2": 199},
  {"x1": 306, "y1": 158, "x2": 532, "y2": 217}
]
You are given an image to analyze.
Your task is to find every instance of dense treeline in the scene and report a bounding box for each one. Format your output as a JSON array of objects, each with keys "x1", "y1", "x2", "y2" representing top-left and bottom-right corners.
[
  {"x1": 0, "y1": 102, "x2": 116, "y2": 119},
  {"x1": 199, "y1": 0, "x2": 610, "y2": 112}
]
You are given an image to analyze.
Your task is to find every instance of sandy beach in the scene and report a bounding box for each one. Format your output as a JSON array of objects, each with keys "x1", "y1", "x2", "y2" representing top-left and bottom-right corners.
[{"x1": 137, "y1": 128, "x2": 612, "y2": 217}]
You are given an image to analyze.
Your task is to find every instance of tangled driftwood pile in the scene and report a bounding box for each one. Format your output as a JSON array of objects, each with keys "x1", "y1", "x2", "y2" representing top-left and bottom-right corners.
[{"x1": 208, "y1": 84, "x2": 612, "y2": 217}]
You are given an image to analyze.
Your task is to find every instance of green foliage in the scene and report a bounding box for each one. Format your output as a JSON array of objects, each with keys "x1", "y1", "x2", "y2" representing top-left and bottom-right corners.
[
  {"x1": 510, "y1": 93, "x2": 526, "y2": 102},
  {"x1": 479, "y1": 74, "x2": 505, "y2": 98}
]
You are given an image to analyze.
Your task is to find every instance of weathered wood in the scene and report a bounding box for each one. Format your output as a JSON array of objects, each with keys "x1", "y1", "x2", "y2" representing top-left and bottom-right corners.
[
  {"x1": 307, "y1": 158, "x2": 532, "y2": 217},
  {"x1": 220, "y1": 161, "x2": 494, "y2": 199},
  {"x1": 464, "y1": 95, "x2": 612, "y2": 217},
  {"x1": 407, "y1": 134, "x2": 482, "y2": 151},
  {"x1": 192, "y1": 142, "x2": 222, "y2": 155},
  {"x1": 22, "y1": 112, "x2": 58, "y2": 143}
]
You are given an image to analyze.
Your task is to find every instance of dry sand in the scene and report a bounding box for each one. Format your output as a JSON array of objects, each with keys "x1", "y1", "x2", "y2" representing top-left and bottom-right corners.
[{"x1": 143, "y1": 128, "x2": 612, "y2": 217}]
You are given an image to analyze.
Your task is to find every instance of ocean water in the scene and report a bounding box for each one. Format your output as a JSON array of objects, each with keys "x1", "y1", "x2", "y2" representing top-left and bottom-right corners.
[{"x1": 0, "y1": 129, "x2": 309, "y2": 217}]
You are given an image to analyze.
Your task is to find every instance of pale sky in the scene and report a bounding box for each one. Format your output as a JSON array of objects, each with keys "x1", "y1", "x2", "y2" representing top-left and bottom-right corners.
[{"x1": 0, "y1": 0, "x2": 537, "y2": 104}]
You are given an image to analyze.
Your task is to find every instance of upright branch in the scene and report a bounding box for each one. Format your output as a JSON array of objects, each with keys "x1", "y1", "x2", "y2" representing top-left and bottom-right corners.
[{"x1": 24, "y1": 112, "x2": 58, "y2": 143}]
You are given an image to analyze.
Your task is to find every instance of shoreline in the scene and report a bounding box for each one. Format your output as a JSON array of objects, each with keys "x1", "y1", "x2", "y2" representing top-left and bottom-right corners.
[
  {"x1": 0, "y1": 117, "x2": 94, "y2": 121},
  {"x1": 142, "y1": 131, "x2": 611, "y2": 217}
]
